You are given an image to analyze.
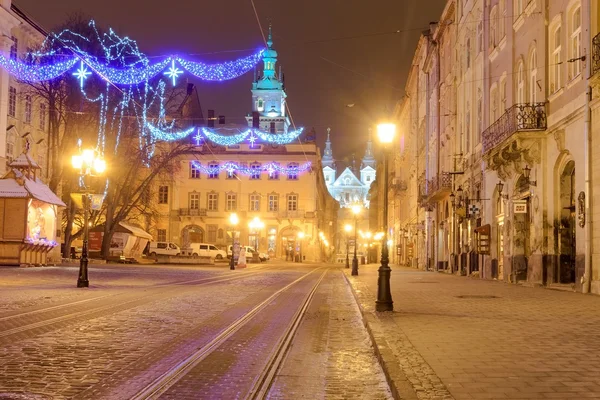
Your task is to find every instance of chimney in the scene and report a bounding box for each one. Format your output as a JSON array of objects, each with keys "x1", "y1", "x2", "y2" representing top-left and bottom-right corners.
[
  {"x1": 218, "y1": 115, "x2": 225, "y2": 124},
  {"x1": 208, "y1": 109, "x2": 215, "y2": 128},
  {"x1": 252, "y1": 111, "x2": 260, "y2": 128}
]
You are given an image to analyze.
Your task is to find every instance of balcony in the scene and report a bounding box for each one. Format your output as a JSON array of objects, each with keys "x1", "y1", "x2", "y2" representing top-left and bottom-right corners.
[
  {"x1": 179, "y1": 208, "x2": 207, "y2": 216},
  {"x1": 426, "y1": 172, "x2": 452, "y2": 201},
  {"x1": 593, "y1": 32, "x2": 600, "y2": 77},
  {"x1": 482, "y1": 103, "x2": 547, "y2": 154}
]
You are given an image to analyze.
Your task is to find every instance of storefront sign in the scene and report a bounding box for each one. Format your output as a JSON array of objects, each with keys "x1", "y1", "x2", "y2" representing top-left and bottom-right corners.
[
  {"x1": 514, "y1": 201, "x2": 527, "y2": 214},
  {"x1": 475, "y1": 224, "x2": 490, "y2": 255}
]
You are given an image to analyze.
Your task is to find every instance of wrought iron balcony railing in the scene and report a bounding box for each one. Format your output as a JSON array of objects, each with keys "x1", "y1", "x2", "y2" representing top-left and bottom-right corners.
[
  {"x1": 426, "y1": 172, "x2": 452, "y2": 201},
  {"x1": 179, "y1": 208, "x2": 207, "y2": 216},
  {"x1": 593, "y1": 32, "x2": 600, "y2": 77},
  {"x1": 482, "y1": 102, "x2": 547, "y2": 153}
]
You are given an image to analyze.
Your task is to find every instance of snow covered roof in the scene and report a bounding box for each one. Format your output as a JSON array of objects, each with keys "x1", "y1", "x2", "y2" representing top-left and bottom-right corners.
[
  {"x1": 0, "y1": 172, "x2": 65, "y2": 206},
  {"x1": 119, "y1": 222, "x2": 153, "y2": 240},
  {"x1": 9, "y1": 153, "x2": 40, "y2": 169}
]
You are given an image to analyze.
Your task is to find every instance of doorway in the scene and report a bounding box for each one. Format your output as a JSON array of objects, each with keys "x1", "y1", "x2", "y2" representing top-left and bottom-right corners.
[{"x1": 558, "y1": 161, "x2": 576, "y2": 284}]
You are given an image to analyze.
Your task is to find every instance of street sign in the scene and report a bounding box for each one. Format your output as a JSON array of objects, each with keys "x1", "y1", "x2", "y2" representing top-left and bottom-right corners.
[
  {"x1": 475, "y1": 224, "x2": 491, "y2": 255},
  {"x1": 468, "y1": 204, "x2": 480, "y2": 217},
  {"x1": 514, "y1": 201, "x2": 527, "y2": 214}
]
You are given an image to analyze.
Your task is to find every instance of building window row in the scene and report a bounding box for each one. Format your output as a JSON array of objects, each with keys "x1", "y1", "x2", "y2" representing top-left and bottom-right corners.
[{"x1": 189, "y1": 161, "x2": 299, "y2": 180}]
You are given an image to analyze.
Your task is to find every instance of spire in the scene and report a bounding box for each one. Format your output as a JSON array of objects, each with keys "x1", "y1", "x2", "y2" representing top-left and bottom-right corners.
[
  {"x1": 361, "y1": 129, "x2": 376, "y2": 168},
  {"x1": 322, "y1": 127, "x2": 335, "y2": 168},
  {"x1": 267, "y1": 23, "x2": 273, "y2": 49}
]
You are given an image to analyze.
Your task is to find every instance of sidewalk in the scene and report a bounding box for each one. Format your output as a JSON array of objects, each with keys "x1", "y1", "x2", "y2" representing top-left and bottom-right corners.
[{"x1": 344, "y1": 264, "x2": 600, "y2": 400}]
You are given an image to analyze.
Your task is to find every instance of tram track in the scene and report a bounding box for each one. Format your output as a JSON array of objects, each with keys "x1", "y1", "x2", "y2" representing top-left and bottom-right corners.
[
  {"x1": 0, "y1": 266, "x2": 272, "y2": 342},
  {"x1": 128, "y1": 267, "x2": 329, "y2": 400}
]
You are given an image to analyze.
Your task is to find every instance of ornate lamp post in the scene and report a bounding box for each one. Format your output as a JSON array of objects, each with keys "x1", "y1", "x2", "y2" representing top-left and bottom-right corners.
[
  {"x1": 229, "y1": 213, "x2": 239, "y2": 270},
  {"x1": 297, "y1": 231, "x2": 305, "y2": 262},
  {"x1": 71, "y1": 145, "x2": 106, "y2": 288},
  {"x1": 351, "y1": 203, "x2": 362, "y2": 275},
  {"x1": 344, "y1": 224, "x2": 352, "y2": 268},
  {"x1": 376, "y1": 122, "x2": 395, "y2": 312}
]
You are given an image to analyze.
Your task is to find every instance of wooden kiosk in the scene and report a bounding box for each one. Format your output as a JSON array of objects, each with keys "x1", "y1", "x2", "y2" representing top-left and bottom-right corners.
[{"x1": 0, "y1": 152, "x2": 65, "y2": 266}]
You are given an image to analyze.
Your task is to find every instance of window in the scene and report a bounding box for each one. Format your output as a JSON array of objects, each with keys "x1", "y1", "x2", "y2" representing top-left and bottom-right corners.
[
  {"x1": 287, "y1": 163, "x2": 299, "y2": 180},
  {"x1": 207, "y1": 192, "x2": 218, "y2": 211},
  {"x1": 489, "y1": 7, "x2": 497, "y2": 48},
  {"x1": 287, "y1": 194, "x2": 298, "y2": 211},
  {"x1": 226, "y1": 166, "x2": 237, "y2": 179},
  {"x1": 257, "y1": 98, "x2": 264, "y2": 111},
  {"x1": 269, "y1": 122, "x2": 276, "y2": 133},
  {"x1": 345, "y1": 193, "x2": 350, "y2": 203},
  {"x1": 366, "y1": 175, "x2": 371, "y2": 182},
  {"x1": 268, "y1": 163, "x2": 280, "y2": 180},
  {"x1": 517, "y1": 61, "x2": 525, "y2": 104},
  {"x1": 157, "y1": 229, "x2": 167, "y2": 242},
  {"x1": 158, "y1": 186, "x2": 169, "y2": 204},
  {"x1": 268, "y1": 194, "x2": 279, "y2": 211},
  {"x1": 6, "y1": 135, "x2": 14, "y2": 163},
  {"x1": 477, "y1": 90, "x2": 483, "y2": 141},
  {"x1": 325, "y1": 175, "x2": 330, "y2": 182},
  {"x1": 24, "y1": 95, "x2": 32, "y2": 124},
  {"x1": 189, "y1": 192, "x2": 199, "y2": 210},
  {"x1": 465, "y1": 106, "x2": 471, "y2": 151},
  {"x1": 550, "y1": 24, "x2": 562, "y2": 93},
  {"x1": 568, "y1": 6, "x2": 582, "y2": 80},
  {"x1": 208, "y1": 162, "x2": 219, "y2": 179},
  {"x1": 465, "y1": 38, "x2": 471, "y2": 69},
  {"x1": 250, "y1": 193, "x2": 260, "y2": 211},
  {"x1": 477, "y1": 22, "x2": 483, "y2": 53},
  {"x1": 498, "y1": 0, "x2": 506, "y2": 39},
  {"x1": 218, "y1": 228, "x2": 224, "y2": 239},
  {"x1": 250, "y1": 163, "x2": 261, "y2": 180},
  {"x1": 39, "y1": 103, "x2": 46, "y2": 131},
  {"x1": 344, "y1": 177, "x2": 351, "y2": 185},
  {"x1": 490, "y1": 87, "x2": 498, "y2": 122},
  {"x1": 8, "y1": 86, "x2": 16, "y2": 117},
  {"x1": 226, "y1": 193, "x2": 237, "y2": 211},
  {"x1": 529, "y1": 49, "x2": 538, "y2": 103},
  {"x1": 208, "y1": 225, "x2": 217, "y2": 242},
  {"x1": 190, "y1": 162, "x2": 201, "y2": 179},
  {"x1": 9, "y1": 36, "x2": 17, "y2": 60},
  {"x1": 500, "y1": 78, "x2": 507, "y2": 111}
]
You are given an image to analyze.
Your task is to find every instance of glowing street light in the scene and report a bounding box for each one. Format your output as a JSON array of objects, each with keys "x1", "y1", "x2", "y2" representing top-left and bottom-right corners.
[
  {"x1": 229, "y1": 213, "x2": 239, "y2": 270},
  {"x1": 351, "y1": 203, "x2": 362, "y2": 276},
  {"x1": 71, "y1": 144, "x2": 106, "y2": 288},
  {"x1": 376, "y1": 122, "x2": 396, "y2": 311}
]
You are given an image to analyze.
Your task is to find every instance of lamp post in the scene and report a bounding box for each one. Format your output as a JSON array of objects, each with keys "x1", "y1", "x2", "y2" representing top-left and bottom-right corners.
[
  {"x1": 365, "y1": 231, "x2": 372, "y2": 263},
  {"x1": 297, "y1": 231, "x2": 305, "y2": 262},
  {"x1": 344, "y1": 224, "x2": 352, "y2": 268},
  {"x1": 351, "y1": 204, "x2": 362, "y2": 275},
  {"x1": 376, "y1": 122, "x2": 395, "y2": 311},
  {"x1": 71, "y1": 145, "x2": 106, "y2": 288},
  {"x1": 229, "y1": 213, "x2": 239, "y2": 270},
  {"x1": 248, "y1": 216, "x2": 264, "y2": 251}
]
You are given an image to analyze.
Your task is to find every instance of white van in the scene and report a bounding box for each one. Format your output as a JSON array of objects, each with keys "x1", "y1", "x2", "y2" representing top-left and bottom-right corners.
[
  {"x1": 190, "y1": 243, "x2": 227, "y2": 261},
  {"x1": 227, "y1": 245, "x2": 261, "y2": 259},
  {"x1": 148, "y1": 241, "x2": 180, "y2": 257}
]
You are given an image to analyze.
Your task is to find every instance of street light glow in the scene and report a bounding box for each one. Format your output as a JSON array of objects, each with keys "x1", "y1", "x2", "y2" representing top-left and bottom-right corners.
[
  {"x1": 377, "y1": 123, "x2": 396, "y2": 143},
  {"x1": 344, "y1": 224, "x2": 352, "y2": 232},
  {"x1": 351, "y1": 203, "x2": 362, "y2": 215},
  {"x1": 229, "y1": 213, "x2": 239, "y2": 226}
]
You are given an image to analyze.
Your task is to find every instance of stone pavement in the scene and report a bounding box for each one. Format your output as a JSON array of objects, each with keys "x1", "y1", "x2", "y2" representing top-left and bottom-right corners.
[{"x1": 344, "y1": 264, "x2": 600, "y2": 400}]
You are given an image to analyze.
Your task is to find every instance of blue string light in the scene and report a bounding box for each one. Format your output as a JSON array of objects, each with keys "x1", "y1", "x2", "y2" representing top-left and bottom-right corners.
[
  {"x1": 0, "y1": 55, "x2": 78, "y2": 82},
  {"x1": 72, "y1": 60, "x2": 92, "y2": 88},
  {"x1": 176, "y1": 51, "x2": 264, "y2": 81},
  {"x1": 164, "y1": 59, "x2": 183, "y2": 86},
  {"x1": 191, "y1": 160, "x2": 312, "y2": 176}
]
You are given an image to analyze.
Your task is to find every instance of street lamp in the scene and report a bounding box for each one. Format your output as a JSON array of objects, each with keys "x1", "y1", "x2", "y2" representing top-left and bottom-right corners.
[
  {"x1": 71, "y1": 145, "x2": 106, "y2": 288},
  {"x1": 365, "y1": 231, "x2": 372, "y2": 263},
  {"x1": 297, "y1": 231, "x2": 305, "y2": 262},
  {"x1": 376, "y1": 122, "x2": 395, "y2": 312},
  {"x1": 229, "y1": 213, "x2": 239, "y2": 270},
  {"x1": 248, "y1": 216, "x2": 264, "y2": 251},
  {"x1": 344, "y1": 224, "x2": 352, "y2": 268},
  {"x1": 351, "y1": 203, "x2": 362, "y2": 276}
]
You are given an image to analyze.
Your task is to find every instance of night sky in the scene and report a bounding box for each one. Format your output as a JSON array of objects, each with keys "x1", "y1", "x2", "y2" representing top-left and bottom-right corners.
[{"x1": 14, "y1": 0, "x2": 445, "y2": 162}]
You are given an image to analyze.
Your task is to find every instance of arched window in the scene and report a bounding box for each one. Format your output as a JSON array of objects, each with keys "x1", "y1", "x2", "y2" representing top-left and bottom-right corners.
[
  {"x1": 517, "y1": 61, "x2": 525, "y2": 104},
  {"x1": 498, "y1": 0, "x2": 506, "y2": 39},
  {"x1": 489, "y1": 7, "x2": 497, "y2": 48},
  {"x1": 568, "y1": 5, "x2": 582, "y2": 80},
  {"x1": 490, "y1": 86, "x2": 498, "y2": 122},
  {"x1": 529, "y1": 48, "x2": 537, "y2": 103}
]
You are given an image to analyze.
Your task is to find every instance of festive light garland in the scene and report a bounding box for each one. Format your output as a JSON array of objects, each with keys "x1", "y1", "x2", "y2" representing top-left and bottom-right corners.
[
  {"x1": 0, "y1": 50, "x2": 264, "y2": 86},
  {"x1": 191, "y1": 160, "x2": 312, "y2": 177}
]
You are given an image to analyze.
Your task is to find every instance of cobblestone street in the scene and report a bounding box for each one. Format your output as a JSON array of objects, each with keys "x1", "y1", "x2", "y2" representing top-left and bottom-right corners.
[
  {"x1": 0, "y1": 262, "x2": 391, "y2": 399},
  {"x1": 345, "y1": 264, "x2": 600, "y2": 400}
]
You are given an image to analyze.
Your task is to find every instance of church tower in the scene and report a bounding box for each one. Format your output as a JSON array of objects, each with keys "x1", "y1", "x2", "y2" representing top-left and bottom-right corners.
[
  {"x1": 322, "y1": 127, "x2": 336, "y2": 187},
  {"x1": 360, "y1": 132, "x2": 376, "y2": 187},
  {"x1": 246, "y1": 25, "x2": 290, "y2": 134}
]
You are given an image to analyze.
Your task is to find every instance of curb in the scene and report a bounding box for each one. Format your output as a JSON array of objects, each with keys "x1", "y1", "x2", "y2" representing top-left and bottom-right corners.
[{"x1": 342, "y1": 273, "x2": 418, "y2": 400}]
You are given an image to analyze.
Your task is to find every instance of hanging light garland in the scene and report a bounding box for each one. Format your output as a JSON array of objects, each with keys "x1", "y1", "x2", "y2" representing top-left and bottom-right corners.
[{"x1": 190, "y1": 160, "x2": 312, "y2": 176}]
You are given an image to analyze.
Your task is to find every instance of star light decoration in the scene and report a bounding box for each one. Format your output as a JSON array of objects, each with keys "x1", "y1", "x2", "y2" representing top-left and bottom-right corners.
[
  {"x1": 190, "y1": 160, "x2": 312, "y2": 177},
  {"x1": 72, "y1": 61, "x2": 92, "y2": 88},
  {"x1": 164, "y1": 59, "x2": 183, "y2": 86}
]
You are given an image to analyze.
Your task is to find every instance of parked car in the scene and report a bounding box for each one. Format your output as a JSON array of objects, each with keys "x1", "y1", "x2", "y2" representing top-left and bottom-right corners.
[
  {"x1": 189, "y1": 243, "x2": 227, "y2": 261},
  {"x1": 227, "y1": 245, "x2": 259, "y2": 259},
  {"x1": 148, "y1": 241, "x2": 180, "y2": 257}
]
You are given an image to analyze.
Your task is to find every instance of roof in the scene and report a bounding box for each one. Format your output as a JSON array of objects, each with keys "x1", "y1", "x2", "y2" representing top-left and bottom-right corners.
[
  {"x1": 0, "y1": 173, "x2": 65, "y2": 206},
  {"x1": 9, "y1": 153, "x2": 40, "y2": 169},
  {"x1": 90, "y1": 221, "x2": 153, "y2": 240}
]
